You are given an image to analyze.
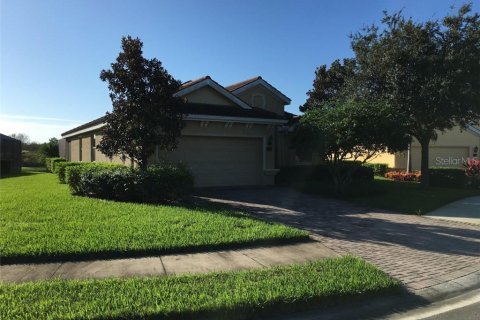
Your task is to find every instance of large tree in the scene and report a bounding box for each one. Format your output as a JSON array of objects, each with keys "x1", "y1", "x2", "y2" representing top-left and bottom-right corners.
[
  {"x1": 351, "y1": 4, "x2": 480, "y2": 186},
  {"x1": 98, "y1": 36, "x2": 185, "y2": 169},
  {"x1": 301, "y1": 58, "x2": 356, "y2": 112},
  {"x1": 295, "y1": 99, "x2": 410, "y2": 193}
]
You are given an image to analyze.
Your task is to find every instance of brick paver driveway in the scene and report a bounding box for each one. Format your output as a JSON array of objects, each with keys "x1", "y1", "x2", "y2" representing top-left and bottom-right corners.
[{"x1": 197, "y1": 187, "x2": 480, "y2": 291}]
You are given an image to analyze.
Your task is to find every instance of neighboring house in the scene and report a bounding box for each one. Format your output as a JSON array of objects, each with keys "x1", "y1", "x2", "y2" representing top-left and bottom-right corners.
[
  {"x1": 368, "y1": 125, "x2": 480, "y2": 170},
  {"x1": 0, "y1": 134, "x2": 22, "y2": 176},
  {"x1": 60, "y1": 76, "x2": 296, "y2": 187}
]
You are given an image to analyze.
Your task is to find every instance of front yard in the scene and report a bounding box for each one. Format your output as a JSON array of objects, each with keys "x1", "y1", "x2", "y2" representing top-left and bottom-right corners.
[
  {"x1": 0, "y1": 256, "x2": 399, "y2": 319},
  {"x1": 0, "y1": 168, "x2": 307, "y2": 263},
  {"x1": 350, "y1": 177, "x2": 480, "y2": 215}
]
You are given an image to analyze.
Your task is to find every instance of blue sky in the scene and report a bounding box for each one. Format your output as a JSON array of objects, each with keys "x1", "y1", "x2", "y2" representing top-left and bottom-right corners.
[{"x1": 1, "y1": 0, "x2": 476, "y2": 142}]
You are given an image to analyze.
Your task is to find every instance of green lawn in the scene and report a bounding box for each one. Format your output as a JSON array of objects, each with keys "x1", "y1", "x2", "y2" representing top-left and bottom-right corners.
[
  {"x1": 0, "y1": 257, "x2": 400, "y2": 320},
  {"x1": 349, "y1": 177, "x2": 480, "y2": 215},
  {"x1": 0, "y1": 168, "x2": 307, "y2": 263}
]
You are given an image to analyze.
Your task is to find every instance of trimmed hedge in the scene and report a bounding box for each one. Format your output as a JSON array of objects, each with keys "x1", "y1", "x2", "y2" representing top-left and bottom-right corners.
[
  {"x1": 65, "y1": 163, "x2": 125, "y2": 191},
  {"x1": 429, "y1": 167, "x2": 467, "y2": 188},
  {"x1": 67, "y1": 163, "x2": 194, "y2": 202},
  {"x1": 363, "y1": 163, "x2": 389, "y2": 176},
  {"x1": 276, "y1": 163, "x2": 374, "y2": 185},
  {"x1": 55, "y1": 162, "x2": 83, "y2": 183},
  {"x1": 45, "y1": 157, "x2": 66, "y2": 172}
]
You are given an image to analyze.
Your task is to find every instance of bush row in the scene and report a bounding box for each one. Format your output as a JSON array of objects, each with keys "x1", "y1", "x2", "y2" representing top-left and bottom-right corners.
[
  {"x1": 362, "y1": 163, "x2": 389, "y2": 176},
  {"x1": 65, "y1": 162, "x2": 194, "y2": 202},
  {"x1": 385, "y1": 170, "x2": 421, "y2": 182},
  {"x1": 276, "y1": 163, "x2": 374, "y2": 186},
  {"x1": 45, "y1": 157, "x2": 66, "y2": 172},
  {"x1": 429, "y1": 167, "x2": 468, "y2": 188}
]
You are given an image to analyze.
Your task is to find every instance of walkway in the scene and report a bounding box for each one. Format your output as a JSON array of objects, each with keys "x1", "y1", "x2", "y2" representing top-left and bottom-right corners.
[
  {"x1": 197, "y1": 187, "x2": 480, "y2": 291},
  {"x1": 0, "y1": 241, "x2": 337, "y2": 283},
  {"x1": 426, "y1": 196, "x2": 480, "y2": 225}
]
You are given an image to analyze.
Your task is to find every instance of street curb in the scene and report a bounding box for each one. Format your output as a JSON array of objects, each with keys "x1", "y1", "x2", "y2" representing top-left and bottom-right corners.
[{"x1": 269, "y1": 270, "x2": 480, "y2": 320}]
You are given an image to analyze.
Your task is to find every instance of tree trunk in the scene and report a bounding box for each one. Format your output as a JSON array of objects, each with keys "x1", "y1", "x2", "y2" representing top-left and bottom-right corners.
[{"x1": 420, "y1": 139, "x2": 430, "y2": 188}]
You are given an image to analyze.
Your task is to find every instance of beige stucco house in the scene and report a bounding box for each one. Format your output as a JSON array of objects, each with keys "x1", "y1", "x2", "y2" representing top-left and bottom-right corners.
[
  {"x1": 60, "y1": 76, "x2": 297, "y2": 187},
  {"x1": 368, "y1": 125, "x2": 480, "y2": 170}
]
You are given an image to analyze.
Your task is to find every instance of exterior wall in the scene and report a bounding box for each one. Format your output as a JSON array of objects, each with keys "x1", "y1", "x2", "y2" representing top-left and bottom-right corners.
[
  {"x1": 0, "y1": 134, "x2": 21, "y2": 176},
  {"x1": 184, "y1": 86, "x2": 236, "y2": 106},
  {"x1": 70, "y1": 139, "x2": 80, "y2": 162},
  {"x1": 235, "y1": 84, "x2": 285, "y2": 115},
  {"x1": 372, "y1": 126, "x2": 480, "y2": 170},
  {"x1": 366, "y1": 152, "x2": 397, "y2": 168},
  {"x1": 81, "y1": 136, "x2": 91, "y2": 162}
]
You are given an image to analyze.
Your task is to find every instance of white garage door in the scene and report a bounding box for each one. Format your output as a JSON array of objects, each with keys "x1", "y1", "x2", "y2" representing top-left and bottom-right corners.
[
  {"x1": 164, "y1": 136, "x2": 263, "y2": 187},
  {"x1": 411, "y1": 146, "x2": 469, "y2": 169}
]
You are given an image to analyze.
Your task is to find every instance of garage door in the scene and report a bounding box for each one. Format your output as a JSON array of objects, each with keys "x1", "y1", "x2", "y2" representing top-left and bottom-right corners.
[
  {"x1": 411, "y1": 146, "x2": 469, "y2": 169},
  {"x1": 164, "y1": 136, "x2": 263, "y2": 187}
]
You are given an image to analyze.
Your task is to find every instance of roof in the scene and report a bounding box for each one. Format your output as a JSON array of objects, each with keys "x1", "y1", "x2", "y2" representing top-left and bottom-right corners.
[
  {"x1": 225, "y1": 76, "x2": 261, "y2": 92},
  {"x1": 179, "y1": 76, "x2": 211, "y2": 90},
  {"x1": 61, "y1": 103, "x2": 285, "y2": 137}
]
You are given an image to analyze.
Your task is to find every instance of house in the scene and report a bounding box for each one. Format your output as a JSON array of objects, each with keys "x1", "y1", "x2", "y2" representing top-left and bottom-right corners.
[
  {"x1": 0, "y1": 134, "x2": 22, "y2": 176},
  {"x1": 60, "y1": 76, "x2": 295, "y2": 187},
  {"x1": 368, "y1": 125, "x2": 480, "y2": 170}
]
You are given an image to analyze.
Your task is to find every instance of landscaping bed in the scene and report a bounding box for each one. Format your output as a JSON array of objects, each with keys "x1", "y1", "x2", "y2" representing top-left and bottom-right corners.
[
  {"x1": 0, "y1": 257, "x2": 400, "y2": 320},
  {"x1": 0, "y1": 168, "x2": 307, "y2": 264}
]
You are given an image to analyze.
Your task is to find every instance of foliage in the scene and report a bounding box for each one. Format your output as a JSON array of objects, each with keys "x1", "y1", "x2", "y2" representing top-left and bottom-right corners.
[
  {"x1": 363, "y1": 163, "x2": 389, "y2": 176},
  {"x1": 349, "y1": 177, "x2": 479, "y2": 215},
  {"x1": 300, "y1": 58, "x2": 356, "y2": 112},
  {"x1": 464, "y1": 158, "x2": 480, "y2": 188},
  {"x1": 294, "y1": 99, "x2": 409, "y2": 193},
  {"x1": 351, "y1": 4, "x2": 480, "y2": 186},
  {"x1": 385, "y1": 170, "x2": 421, "y2": 182},
  {"x1": 98, "y1": 36, "x2": 185, "y2": 169},
  {"x1": 0, "y1": 257, "x2": 399, "y2": 320},
  {"x1": 0, "y1": 169, "x2": 307, "y2": 263},
  {"x1": 276, "y1": 164, "x2": 373, "y2": 185},
  {"x1": 37, "y1": 138, "x2": 59, "y2": 162},
  {"x1": 55, "y1": 162, "x2": 82, "y2": 183},
  {"x1": 9, "y1": 133, "x2": 30, "y2": 144},
  {"x1": 68, "y1": 163, "x2": 194, "y2": 202},
  {"x1": 65, "y1": 162, "x2": 125, "y2": 192},
  {"x1": 45, "y1": 157, "x2": 65, "y2": 172},
  {"x1": 429, "y1": 167, "x2": 468, "y2": 189}
]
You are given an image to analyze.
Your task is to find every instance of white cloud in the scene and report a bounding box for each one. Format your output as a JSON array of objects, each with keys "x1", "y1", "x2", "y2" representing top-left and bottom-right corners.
[{"x1": 0, "y1": 114, "x2": 82, "y2": 143}]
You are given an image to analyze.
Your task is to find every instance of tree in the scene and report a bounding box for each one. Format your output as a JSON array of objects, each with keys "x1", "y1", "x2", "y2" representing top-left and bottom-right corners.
[
  {"x1": 294, "y1": 99, "x2": 410, "y2": 193},
  {"x1": 38, "y1": 138, "x2": 59, "y2": 158},
  {"x1": 351, "y1": 4, "x2": 480, "y2": 187},
  {"x1": 9, "y1": 133, "x2": 30, "y2": 144},
  {"x1": 98, "y1": 36, "x2": 185, "y2": 169},
  {"x1": 301, "y1": 58, "x2": 356, "y2": 112}
]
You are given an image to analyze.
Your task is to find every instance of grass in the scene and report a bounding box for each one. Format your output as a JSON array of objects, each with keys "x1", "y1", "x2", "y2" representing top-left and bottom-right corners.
[
  {"x1": 349, "y1": 177, "x2": 480, "y2": 215},
  {"x1": 0, "y1": 257, "x2": 400, "y2": 320},
  {"x1": 0, "y1": 168, "x2": 307, "y2": 263}
]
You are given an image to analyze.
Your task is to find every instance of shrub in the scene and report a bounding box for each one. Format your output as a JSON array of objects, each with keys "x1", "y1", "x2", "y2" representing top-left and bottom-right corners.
[
  {"x1": 429, "y1": 167, "x2": 467, "y2": 188},
  {"x1": 65, "y1": 163, "x2": 125, "y2": 192},
  {"x1": 385, "y1": 170, "x2": 421, "y2": 182},
  {"x1": 276, "y1": 163, "x2": 373, "y2": 185},
  {"x1": 56, "y1": 162, "x2": 82, "y2": 183},
  {"x1": 67, "y1": 162, "x2": 194, "y2": 202},
  {"x1": 465, "y1": 159, "x2": 480, "y2": 188},
  {"x1": 45, "y1": 157, "x2": 65, "y2": 172},
  {"x1": 363, "y1": 163, "x2": 389, "y2": 176}
]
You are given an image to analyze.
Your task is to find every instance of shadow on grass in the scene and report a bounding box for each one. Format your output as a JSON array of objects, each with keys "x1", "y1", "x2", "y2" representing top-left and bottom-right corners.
[
  {"x1": 89, "y1": 285, "x2": 409, "y2": 320},
  {"x1": 0, "y1": 167, "x2": 46, "y2": 179},
  {"x1": 1, "y1": 236, "x2": 311, "y2": 265}
]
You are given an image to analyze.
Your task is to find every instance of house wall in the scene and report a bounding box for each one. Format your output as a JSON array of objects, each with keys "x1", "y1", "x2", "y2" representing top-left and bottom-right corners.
[
  {"x1": 184, "y1": 86, "x2": 236, "y2": 106},
  {"x1": 235, "y1": 84, "x2": 285, "y2": 115},
  {"x1": 369, "y1": 126, "x2": 480, "y2": 170}
]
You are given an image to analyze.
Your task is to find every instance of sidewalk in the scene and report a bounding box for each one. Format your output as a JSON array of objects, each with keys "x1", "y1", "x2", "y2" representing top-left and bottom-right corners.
[
  {"x1": 0, "y1": 241, "x2": 338, "y2": 283},
  {"x1": 426, "y1": 196, "x2": 480, "y2": 225}
]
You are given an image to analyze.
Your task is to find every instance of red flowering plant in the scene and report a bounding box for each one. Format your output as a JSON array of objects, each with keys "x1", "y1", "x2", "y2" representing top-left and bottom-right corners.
[
  {"x1": 464, "y1": 158, "x2": 480, "y2": 188},
  {"x1": 385, "y1": 170, "x2": 421, "y2": 182}
]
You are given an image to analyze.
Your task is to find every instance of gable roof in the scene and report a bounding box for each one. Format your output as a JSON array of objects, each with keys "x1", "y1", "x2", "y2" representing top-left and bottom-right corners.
[
  {"x1": 226, "y1": 76, "x2": 291, "y2": 104},
  {"x1": 175, "y1": 76, "x2": 251, "y2": 109},
  {"x1": 61, "y1": 103, "x2": 286, "y2": 137}
]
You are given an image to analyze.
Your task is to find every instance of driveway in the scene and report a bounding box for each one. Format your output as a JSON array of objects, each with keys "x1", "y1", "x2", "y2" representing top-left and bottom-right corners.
[
  {"x1": 426, "y1": 196, "x2": 480, "y2": 225},
  {"x1": 196, "y1": 187, "x2": 480, "y2": 291}
]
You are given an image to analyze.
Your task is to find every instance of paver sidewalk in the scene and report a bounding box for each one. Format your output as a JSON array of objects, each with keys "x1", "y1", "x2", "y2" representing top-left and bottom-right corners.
[{"x1": 0, "y1": 241, "x2": 337, "y2": 283}]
